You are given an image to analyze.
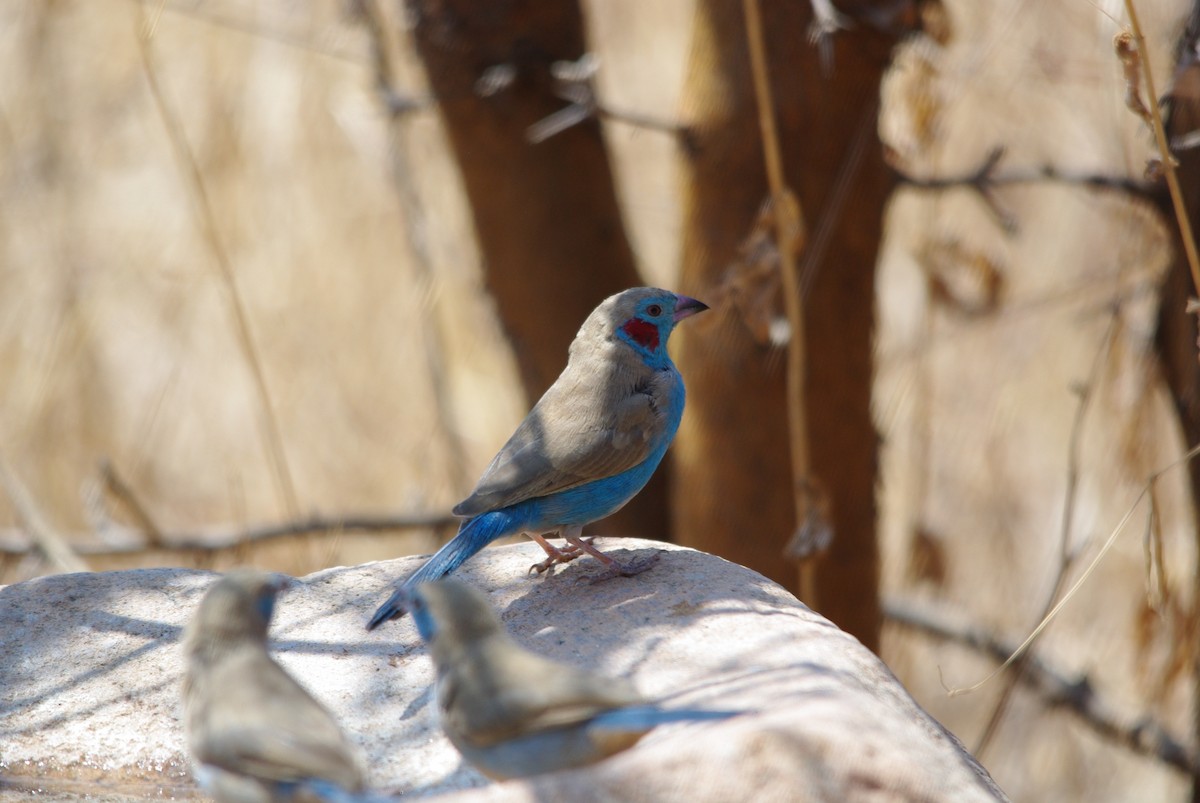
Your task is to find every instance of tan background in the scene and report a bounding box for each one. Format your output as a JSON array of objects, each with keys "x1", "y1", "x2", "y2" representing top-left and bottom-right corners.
[{"x1": 1, "y1": 1, "x2": 1196, "y2": 800}]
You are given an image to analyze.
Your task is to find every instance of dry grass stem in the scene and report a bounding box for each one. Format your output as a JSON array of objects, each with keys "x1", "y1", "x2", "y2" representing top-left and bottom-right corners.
[
  {"x1": 943, "y1": 440, "x2": 1200, "y2": 698},
  {"x1": 972, "y1": 310, "x2": 1120, "y2": 756},
  {"x1": 129, "y1": 1, "x2": 300, "y2": 519},
  {"x1": 0, "y1": 454, "x2": 88, "y2": 574},
  {"x1": 1121, "y1": 0, "x2": 1200, "y2": 300},
  {"x1": 888, "y1": 597, "x2": 1199, "y2": 776},
  {"x1": 0, "y1": 510, "x2": 456, "y2": 558},
  {"x1": 741, "y1": 0, "x2": 822, "y2": 599},
  {"x1": 356, "y1": 0, "x2": 469, "y2": 495}
]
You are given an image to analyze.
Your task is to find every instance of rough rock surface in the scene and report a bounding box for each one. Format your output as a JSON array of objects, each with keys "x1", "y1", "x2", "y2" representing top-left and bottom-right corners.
[{"x1": 0, "y1": 540, "x2": 1005, "y2": 801}]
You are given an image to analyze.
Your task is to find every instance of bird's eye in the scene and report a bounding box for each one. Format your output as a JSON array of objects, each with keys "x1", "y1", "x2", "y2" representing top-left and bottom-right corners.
[{"x1": 646, "y1": 304, "x2": 663, "y2": 317}]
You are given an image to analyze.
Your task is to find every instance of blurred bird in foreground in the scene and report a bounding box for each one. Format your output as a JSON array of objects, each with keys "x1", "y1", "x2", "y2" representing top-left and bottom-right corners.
[
  {"x1": 404, "y1": 579, "x2": 738, "y2": 780},
  {"x1": 368, "y1": 287, "x2": 708, "y2": 629},
  {"x1": 183, "y1": 570, "x2": 366, "y2": 803}
]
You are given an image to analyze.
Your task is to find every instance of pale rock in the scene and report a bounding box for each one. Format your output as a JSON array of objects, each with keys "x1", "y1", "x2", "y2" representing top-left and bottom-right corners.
[{"x1": 0, "y1": 540, "x2": 1005, "y2": 801}]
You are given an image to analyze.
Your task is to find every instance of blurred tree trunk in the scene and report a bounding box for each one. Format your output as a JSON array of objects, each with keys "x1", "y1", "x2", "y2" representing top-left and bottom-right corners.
[
  {"x1": 406, "y1": 0, "x2": 666, "y2": 538},
  {"x1": 1156, "y1": 45, "x2": 1200, "y2": 803},
  {"x1": 672, "y1": 0, "x2": 896, "y2": 650}
]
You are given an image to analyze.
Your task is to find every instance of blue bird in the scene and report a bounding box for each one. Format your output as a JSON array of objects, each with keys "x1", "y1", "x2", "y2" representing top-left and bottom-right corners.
[
  {"x1": 402, "y1": 579, "x2": 739, "y2": 779},
  {"x1": 367, "y1": 287, "x2": 708, "y2": 630}
]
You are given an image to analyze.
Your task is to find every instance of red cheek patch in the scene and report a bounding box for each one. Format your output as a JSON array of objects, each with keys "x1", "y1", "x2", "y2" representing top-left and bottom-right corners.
[{"x1": 621, "y1": 318, "x2": 660, "y2": 351}]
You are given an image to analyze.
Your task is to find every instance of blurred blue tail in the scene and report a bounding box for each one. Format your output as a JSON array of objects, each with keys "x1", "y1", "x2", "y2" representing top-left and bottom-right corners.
[
  {"x1": 365, "y1": 509, "x2": 524, "y2": 630},
  {"x1": 590, "y1": 706, "x2": 741, "y2": 734},
  {"x1": 296, "y1": 779, "x2": 395, "y2": 803}
]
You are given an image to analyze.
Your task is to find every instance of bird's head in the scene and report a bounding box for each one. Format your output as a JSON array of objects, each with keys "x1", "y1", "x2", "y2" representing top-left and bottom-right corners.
[
  {"x1": 578, "y1": 288, "x2": 708, "y2": 367},
  {"x1": 406, "y1": 579, "x2": 505, "y2": 659},
  {"x1": 185, "y1": 569, "x2": 291, "y2": 652}
]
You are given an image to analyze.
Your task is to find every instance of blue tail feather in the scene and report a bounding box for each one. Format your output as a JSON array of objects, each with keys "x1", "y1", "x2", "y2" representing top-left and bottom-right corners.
[
  {"x1": 294, "y1": 779, "x2": 395, "y2": 803},
  {"x1": 589, "y1": 706, "x2": 741, "y2": 733},
  {"x1": 366, "y1": 509, "x2": 525, "y2": 630}
]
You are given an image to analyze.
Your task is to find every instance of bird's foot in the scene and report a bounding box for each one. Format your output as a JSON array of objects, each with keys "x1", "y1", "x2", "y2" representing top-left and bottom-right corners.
[
  {"x1": 527, "y1": 544, "x2": 575, "y2": 575},
  {"x1": 528, "y1": 555, "x2": 559, "y2": 575},
  {"x1": 527, "y1": 535, "x2": 595, "y2": 575},
  {"x1": 587, "y1": 550, "x2": 662, "y2": 584}
]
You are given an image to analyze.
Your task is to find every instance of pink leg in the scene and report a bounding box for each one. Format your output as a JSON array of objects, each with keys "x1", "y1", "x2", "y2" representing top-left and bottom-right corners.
[
  {"x1": 563, "y1": 530, "x2": 660, "y2": 581},
  {"x1": 526, "y1": 528, "x2": 599, "y2": 574},
  {"x1": 527, "y1": 532, "x2": 568, "y2": 574}
]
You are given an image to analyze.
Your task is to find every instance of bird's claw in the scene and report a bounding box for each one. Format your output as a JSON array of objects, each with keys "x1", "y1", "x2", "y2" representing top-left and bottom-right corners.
[
  {"x1": 528, "y1": 537, "x2": 598, "y2": 575},
  {"x1": 528, "y1": 546, "x2": 577, "y2": 575},
  {"x1": 528, "y1": 557, "x2": 558, "y2": 575},
  {"x1": 588, "y1": 550, "x2": 662, "y2": 584}
]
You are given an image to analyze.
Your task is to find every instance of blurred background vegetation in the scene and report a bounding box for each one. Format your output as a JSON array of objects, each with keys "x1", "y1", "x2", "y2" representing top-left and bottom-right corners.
[{"x1": 4, "y1": 0, "x2": 1200, "y2": 800}]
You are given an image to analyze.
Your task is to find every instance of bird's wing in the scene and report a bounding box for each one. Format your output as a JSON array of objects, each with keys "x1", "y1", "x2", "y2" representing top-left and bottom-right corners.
[
  {"x1": 441, "y1": 640, "x2": 643, "y2": 747},
  {"x1": 454, "y1": 363, "x2": 678, "y2": 516},
  {"x1": 194, "y1": 654, "x2": 363, "y2": 789}
]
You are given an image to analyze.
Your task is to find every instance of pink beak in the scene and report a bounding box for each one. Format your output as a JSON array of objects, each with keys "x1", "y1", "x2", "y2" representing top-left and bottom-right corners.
[{"x1": 673, "y1": 295, "x2": 710, "y2": 322}]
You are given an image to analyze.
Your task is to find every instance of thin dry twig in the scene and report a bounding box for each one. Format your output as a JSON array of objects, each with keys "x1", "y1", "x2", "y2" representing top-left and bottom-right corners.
[
  {"x1": 129, "y1": 2, "x2": 300, "y2": 519},
  {"x1": 1115, "y1": 31, "x2": 1154, "y2": 127},
  {"x1": 1120, "y1": 0, "x2": 1200, "y2": 300},
  {"x1": 741, "y1": 0, "x2": 827, "y2": 599},
  {"x1": 1143, "y1": 475, "x2": 1168, "y2": 611},
  {"x1": 523, "y1": 54, "x2": 689, "y2": 144},
  {"x1": 356, "y1": 0, "x2": 469, "y2": 496},
  {"x1": 798, "y1": 97, "x2": 878, "y2": 301},
  {"x1": 887, "y1": 597, "x2": 1199, "y2": 777},
  {"x1": 943, "y1": 440, "x2": 1200, "y2": 698},
  {"x1": 0, "y1": 454, "x2": 88, "y2": 574},
  {"x1": 893, "y1": 146, "x2": 1154, "y2": 235},
  {"x1": 895, "y1": 149, "x2": 1146, "y2": 191},
  {"x1": 971, "y1": 310, "x2": 1120, "y2": 756},
  {"x1": 0, "y1": 510, "x2": 457, "y2": 558},
  {"x1": 99, "y1": 459, "x2": 165, "y2": 545},
  {"x1": 807, "y1": 0, "x2": 851, "y2": 76},
  {"x1": 134, "y1": 0, "x2": 366, "y2": 65}
]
